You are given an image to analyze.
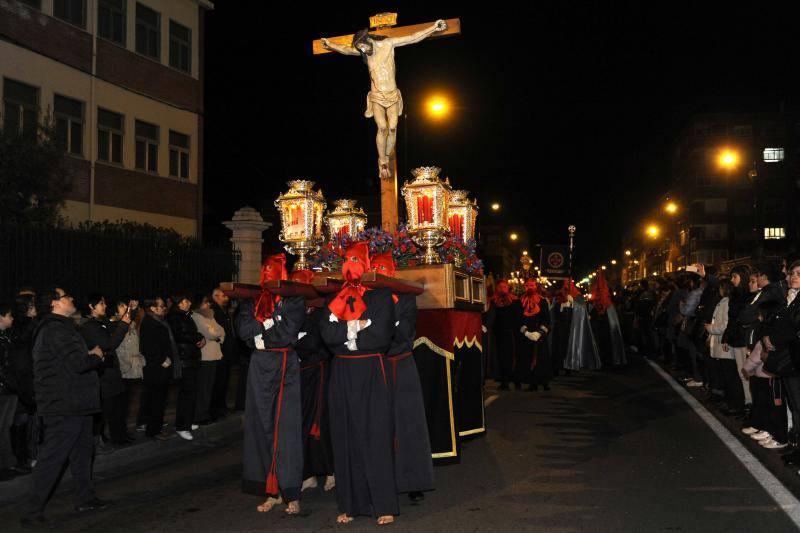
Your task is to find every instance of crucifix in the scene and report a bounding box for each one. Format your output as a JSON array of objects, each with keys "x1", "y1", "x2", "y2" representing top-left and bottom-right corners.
[{"x1": 313, "y1": 13, "x2": 461, "y2": 233}]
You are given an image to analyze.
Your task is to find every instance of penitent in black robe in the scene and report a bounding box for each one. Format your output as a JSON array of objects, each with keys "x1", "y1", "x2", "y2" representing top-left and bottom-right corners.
[
  {"x1": 516, "y1": 303, "x2": 553, "y2": 387},
  {"x1": 488, "y1": 300, "x2": 523, "y2": 385},
  {"x1": 236, "y1": 296, "x2": 305, "y2": 503},
  {"x1": 386, "y1": 294, "x2": 433, "y2": 494},
  {"x1": 319, "y1": 288, "x2": 398, "y2": 518},
  {"x1": 296, "y1": 307, "x2": 334, "y2": 479}
]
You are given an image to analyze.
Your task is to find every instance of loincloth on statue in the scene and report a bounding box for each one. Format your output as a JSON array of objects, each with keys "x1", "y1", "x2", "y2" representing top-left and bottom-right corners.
[{"x1": 364, "y1": 88, "x2": 403, "y2": 118}]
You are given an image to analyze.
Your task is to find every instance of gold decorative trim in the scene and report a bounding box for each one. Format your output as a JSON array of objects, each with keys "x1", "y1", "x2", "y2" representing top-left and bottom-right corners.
[
  {"x1": 413, "y1": 337, "x2": 454, "y2": 360},
  {"x1": 454, "y1": 335, "x2": 483, "y2": 353},
  {"x1": 431, "y1": 451, "x2": 458, "y2": 459},
  {"x1": 444, "y1": 358, "x2": 457, "y2": 457},
  {"x1": 458, "y1": 427, "x2": 486, "y2": 437}
]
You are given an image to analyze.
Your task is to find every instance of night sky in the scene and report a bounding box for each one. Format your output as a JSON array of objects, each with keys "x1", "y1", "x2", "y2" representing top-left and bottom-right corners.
[{"x1": 202, "y1": 2, "x2": 800, "y2": 274}]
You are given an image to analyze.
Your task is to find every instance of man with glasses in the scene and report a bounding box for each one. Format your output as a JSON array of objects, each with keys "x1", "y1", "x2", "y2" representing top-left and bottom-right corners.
[{"x1": 21, "y1": 288, "x2": 108, "y2": 529}]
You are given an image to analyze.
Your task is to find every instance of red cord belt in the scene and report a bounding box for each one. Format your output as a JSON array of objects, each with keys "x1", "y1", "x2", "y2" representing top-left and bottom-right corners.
[{"x1": 335, "y1": 353, "x2": 387, "y2": 385}]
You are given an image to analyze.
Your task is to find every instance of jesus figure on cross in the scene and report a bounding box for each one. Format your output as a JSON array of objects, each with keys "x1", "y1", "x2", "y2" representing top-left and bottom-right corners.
[{"x1": 322, "y1": 19, "x2": 448, "y2": 180}]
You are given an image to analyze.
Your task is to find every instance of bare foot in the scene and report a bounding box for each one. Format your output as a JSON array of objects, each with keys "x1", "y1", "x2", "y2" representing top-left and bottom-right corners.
[
  {"x1": 379, "y1": 158, "x2": 391, "y2": 180},
  {"x1": 336, "y1": 513, "x2": 353, "y2": 524},
  {"x1": 285, "y1": 500, "x2": 300, "y2": 515},
  {"x1": 377, "y1": 515, "x2": 394, "y2": 525},
  {"x1": 301, "y1": 476, "x2": 318, "y2": 492},
  {"x1": 256, "y1": 496, "x2": 282, "y2": 513},
  {"x1": 324, "y1": 475, "x2": 336, "y2": 491}
]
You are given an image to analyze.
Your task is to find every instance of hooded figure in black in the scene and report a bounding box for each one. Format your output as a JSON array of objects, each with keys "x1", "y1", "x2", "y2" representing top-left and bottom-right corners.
[
  {"x1": 319, "y1": 242, "x2": 398, "y2": 526},
  {"x1": 517, "y1": 278, "x2": 553, "y2": 390},
  {"x1": 290, "y1": 269, "x2": 335, "y2": 494},
  {"x1": 236, "y1": 253, "x2": 305, "y2": 516},
  {"x1": 372, "y1": 251, "x2": 433, "y2": 502},
  {"x1": 485, "y1": 279, "x2": 522, "y2": 390}
]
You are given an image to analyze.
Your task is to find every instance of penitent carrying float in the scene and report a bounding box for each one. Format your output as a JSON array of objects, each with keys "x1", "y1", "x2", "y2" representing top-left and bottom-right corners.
[{"x1": 221, "y1": 167, "x2": 486, "y2": 464}]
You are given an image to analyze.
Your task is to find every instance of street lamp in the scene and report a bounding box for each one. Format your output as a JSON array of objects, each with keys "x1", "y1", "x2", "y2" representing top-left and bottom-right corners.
[
  {"x1": 426, "y1": 95, "x2": 451, "y2": 120},
  {"x1": 491, "y1": 203, "x2": 501, "y2": 211},
  {"x1": 664, "y1": 201, "x2": 678, "y2": 215},
  {"x1": 646, "y1": 224, "x2": 660, "y2": 239},
  {"x1": 717, "y1": 148, "x2": 739, "y2": 170},
  {"x1": 510, "y1": 233, "x2": 518, "y2": 241},
  {"x1": 611, "y1": 259, "x2": 617, "y2": 265},
  {"x1": 625, "y1": 250, "x2": 631, "y2": 256}
]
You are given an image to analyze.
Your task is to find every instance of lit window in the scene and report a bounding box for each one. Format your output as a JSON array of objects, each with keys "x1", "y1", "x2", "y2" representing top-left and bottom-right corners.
[
  {"x1": 763, "y1": 147, "x2": 784, "y2": 162},
  {"x1": 764, "y1": 227, "x2": 786, "y2": 240}
]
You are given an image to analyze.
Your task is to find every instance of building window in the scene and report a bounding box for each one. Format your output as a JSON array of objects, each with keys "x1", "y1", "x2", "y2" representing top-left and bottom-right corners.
[
  {"x1": 169, "y1": 130, "x2": 190, "y2": 179},
  {"x1": 763, "y1": 147, "x2": 784, "y2": 163},
  {"x1": 135, "y1": 120, "x2": 158, "y2": 172},
  {"x1": 705, "y1": 198, "x2": 727, "y2": 214},
  {"x1": 97, "y1": 108, "x2": 123, "y2": 164},
  {"x1": 54, "y1": 0, "x2": 86, "y2": 28},
  {"x1": 2, "y1": 79, "x2": 39, "y2": 140},
  {"x1": 98, "y1": 0, "x2": 126, "y2": 45},
  {"x1": 693, "y1": 224, "x2": 728, "y2": 241},
  {"x1": 765, "y1": 227, "x2": 786, "y2": 240},
  {"x1": 136, "y1": 3, "x2": 160, "y2": 60},
  {"x1": 54, "y1": 95, "x2": 84, "y2": 156},
  {"x1": 169, "y1": 20, "x2": 191, "y2": 73}
]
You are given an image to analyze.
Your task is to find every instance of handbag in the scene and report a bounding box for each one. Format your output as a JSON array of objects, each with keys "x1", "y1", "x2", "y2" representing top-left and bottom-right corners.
[{"x1": 763, "y1": 347, "x2": 796, "y2": 377}]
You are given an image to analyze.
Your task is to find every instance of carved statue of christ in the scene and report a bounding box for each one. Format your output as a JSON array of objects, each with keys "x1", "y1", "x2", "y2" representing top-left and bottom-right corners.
[{"x1": 322, "y1": 19, "x2": 448, "y2": 180}]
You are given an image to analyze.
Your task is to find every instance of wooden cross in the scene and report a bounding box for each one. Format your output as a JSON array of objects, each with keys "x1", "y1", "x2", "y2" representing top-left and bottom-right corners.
[{"x1": 312, "y1": 15, "x2": 461, "y2": 234}]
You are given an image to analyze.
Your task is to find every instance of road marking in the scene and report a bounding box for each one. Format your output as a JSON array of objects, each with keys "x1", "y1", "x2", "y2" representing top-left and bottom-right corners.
[
  {"x1": 646, "y1": 358, "x2": 800, "y2": 529},
  {"x1": 484, "y1": 394, "x2": 499, "y2": 408}
]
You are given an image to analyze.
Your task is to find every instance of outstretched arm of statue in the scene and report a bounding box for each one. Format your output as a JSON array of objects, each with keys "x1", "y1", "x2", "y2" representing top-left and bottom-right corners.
[
  {"x1": 321, "y1": 37, "x2": 360, "y2": 56},
  {"x1": 391, "y1": 19, "x2": 447, "y2": 47}
]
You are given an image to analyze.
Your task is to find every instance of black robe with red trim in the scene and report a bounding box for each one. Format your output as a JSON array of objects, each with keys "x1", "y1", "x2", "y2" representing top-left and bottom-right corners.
[
  {"x1": 235, "y1": 296, "x2": 305, "y2": 502},
  {"x1": 517, "y1": 303, "x2": 553, "y2": 386},
  {"x1": 387, "y1": 294, "x2": 433, "y2": 493},
  {"x1": 296, "y1": 307, "x2": 334, "y2": 478},
  {"x1": 489, "y1": 300, "x2": 523, "y2": 383},
  {"x1": 319, "y1": 288, "x2": 398, "y2": 518}
]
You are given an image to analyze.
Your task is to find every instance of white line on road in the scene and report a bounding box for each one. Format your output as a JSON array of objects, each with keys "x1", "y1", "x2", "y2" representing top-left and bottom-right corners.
[
  {"x1": 646, "y1": 358, "x2": 800, "y2": 529},
  {"x1": 484, "y1": 394, "x2": 499, "y2": 408}
]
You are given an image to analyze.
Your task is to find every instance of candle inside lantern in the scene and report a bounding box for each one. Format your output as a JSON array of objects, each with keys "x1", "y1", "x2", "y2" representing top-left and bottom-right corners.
[
  {"x1": 287, "y1": 204, "x2": 305, "y2": 235},
  {"x1": 449, "y1": 213, "x2": 463, "y2": 238},
  {"x1": 417, "y1": 194, "x2": 434, "y2": 224}
]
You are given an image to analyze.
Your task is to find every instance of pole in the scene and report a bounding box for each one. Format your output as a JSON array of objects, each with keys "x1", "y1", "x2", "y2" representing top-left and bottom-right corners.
[{"x1": 568, "y1": 225, "x2": 576, "y2": 277}]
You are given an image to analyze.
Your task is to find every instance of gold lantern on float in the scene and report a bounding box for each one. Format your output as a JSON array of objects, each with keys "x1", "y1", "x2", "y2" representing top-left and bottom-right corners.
[
  {"x1": 447, "y1": 189, "x2": 478, "y2": 243},
  {"x1": 275, "y1": 180, "x2": 326, "y2": 270},
  {"x1": 325, "y1": 199, "x2": 367, "y2": 241},
  {"x1": 401, "y1": 166, "x2": 451, "y2": 264}
]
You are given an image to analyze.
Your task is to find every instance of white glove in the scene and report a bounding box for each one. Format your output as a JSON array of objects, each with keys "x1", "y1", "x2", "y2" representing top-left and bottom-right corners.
[
  {"x1": 254, "y1": 335, "x2": 265, "y2": 350},
  {"x1": 263, "y1": 318, "x2": 275, "y2": 330},
  {"x1": 520, "y1": 326, "x2": 528, "y2": 334},
  {"x1": 481, "y1": 325, "x2": 488, "y2": 333},
  {"x1": 298, "y1": 332, "x2": 307, "y2": 340},
  {"x1": 525, "y1": 331, "x2": 542, "y2": 342},
  {"x1": 567, "y1": 295, "x2": 574, "y2": 304},
  {"x1": 329, "y1": 313, "x2": 339, "y2": 323}
]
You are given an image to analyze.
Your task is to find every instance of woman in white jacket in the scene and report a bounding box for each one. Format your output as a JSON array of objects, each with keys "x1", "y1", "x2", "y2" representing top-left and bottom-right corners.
[
  {"x1": 706, "y1": 280, "x2": 739, "y2": 412},
  {"x1": 192, "y1": 294, "x2": 226, "y2": 425}
]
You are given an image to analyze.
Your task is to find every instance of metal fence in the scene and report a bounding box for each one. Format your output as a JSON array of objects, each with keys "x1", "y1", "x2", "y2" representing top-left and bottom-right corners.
[{"x1": 0, "y1": 224, "x2": 239, "y2": 303}]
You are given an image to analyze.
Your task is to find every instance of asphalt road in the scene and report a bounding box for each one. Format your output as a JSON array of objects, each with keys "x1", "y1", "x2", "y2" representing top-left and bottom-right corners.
[{"x1": 2, "y1": 357, "x2": 798, "y2": 532}]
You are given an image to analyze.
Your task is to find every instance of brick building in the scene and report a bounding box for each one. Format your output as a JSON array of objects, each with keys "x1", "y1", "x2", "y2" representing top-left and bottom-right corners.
[{"x1": 1, "y1": 0, "x2": 213, "y2": 236}]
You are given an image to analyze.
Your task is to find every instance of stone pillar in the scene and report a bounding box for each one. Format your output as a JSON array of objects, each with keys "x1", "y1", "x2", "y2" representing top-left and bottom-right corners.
[{"x1": 223, "y1": 207, "x2": 272, "y2": 284}]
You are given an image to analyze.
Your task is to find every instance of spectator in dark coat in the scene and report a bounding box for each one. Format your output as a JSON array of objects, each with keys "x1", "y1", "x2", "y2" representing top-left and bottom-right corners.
[
  {"x1": 0, "y1": 302, "x2": 18, "y2": 478},
  {"x1": 210, "y1": 288, "x2": 237, "y2": 418},
  {"x1": 10, "y1": 295, "x2": 37, "y2": 474},
  {"x1": 21, "y1": 288, "x2": 108, "y2": 529},
  {"x1": 166, "y1": 295, "x2": 205, "y2": 441},
  {"x1": 138, "y1": 298, "x2": 175, "y2": 440},
  {"x1": 79, "y1": 294, "x2": 131, "y2": 448}
]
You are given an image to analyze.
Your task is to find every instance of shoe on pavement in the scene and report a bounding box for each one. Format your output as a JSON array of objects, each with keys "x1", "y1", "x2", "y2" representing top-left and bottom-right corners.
[
  {"x1": 742, "y1": 427, "x2": 760, "y2": 435},
  {"x1": 751, "y1": 431, "x2": 772, "y2": 441},
  {"x1": 152, "y1": 431, "x2": 171, "y2": 441},
  {"x1": 75, "y1": 498, "x2": 112, "y2": 513},
  {"x1": 136, "y1": 424, "x2": 146, "y2": 432},
  {"x1": 686, "y1": 380, "x2": 704, "y2": 388},
  {"x1": 191, "y1": 424, "x2": 199, "y2": 431},
  {"x1": 762, "y1": 439, "x2": 788, "y2": 450},
  {"x1": 20, "y1": 515, "x2": 57, "y2": 530},
  {"x1": 177, "y1": 430, "x2": 194, "y2": 441},
  {"x1": 408, "y1": 491, "x2": 425, "y2": 503}
]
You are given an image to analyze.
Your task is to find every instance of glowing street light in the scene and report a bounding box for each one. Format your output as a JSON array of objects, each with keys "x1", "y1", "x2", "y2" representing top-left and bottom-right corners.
[
  {"x1": 426, "y1": 95, "x2": 451, "y2": 120},
  {"x1": 509, "y1": 233, "x2": 518, "y2": 241},
  {"x1": 611, "y1": 259, "x2": 617, "y2": 265},
  {"x1": 522, "y1": 250, "x2": 528, "y2": 256},
  {"x1": 491, "y1": 203, "x2": 501, "y2": 211},
  {"x1": 646, "y1": 224, "x2": 660, "y2": 239},
  {"x1": 717, "y1": 148, "x2": 739, "y2": 170},
  {"x1": 664, "y1": 201, "x2": 678, "y2": 215},
  {"x1": 625, "y1": 250, "x2": 632, "y2": 256},
  {"x1": 601, "y1": 265, "x2": 607, "y2": 270}
]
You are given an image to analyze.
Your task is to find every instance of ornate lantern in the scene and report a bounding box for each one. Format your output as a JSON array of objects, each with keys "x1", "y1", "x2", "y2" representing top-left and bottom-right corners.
[
  {"x1": 401, "y1": 166, "x2": 451, "y2": 264},
  {"x1": 325, "y1": 199, "x2": 367, "y2": 241},
  {"x1": 274, "y1": 180, "x2": 326, "y2": 270},
  {"x1": 447, "y1": 189, "x2": 478, "y2": 242}
]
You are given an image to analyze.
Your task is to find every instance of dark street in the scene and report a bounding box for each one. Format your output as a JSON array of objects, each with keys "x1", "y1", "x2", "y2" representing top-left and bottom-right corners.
[{"x1": 2, "y1": 357, "x2": 798, "y2": 532}]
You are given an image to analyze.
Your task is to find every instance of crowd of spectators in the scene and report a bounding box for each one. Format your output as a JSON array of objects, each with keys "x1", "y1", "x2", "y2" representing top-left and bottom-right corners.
[{"x1": 623, "y1": 254, "x2": 800, "y2": 459}]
